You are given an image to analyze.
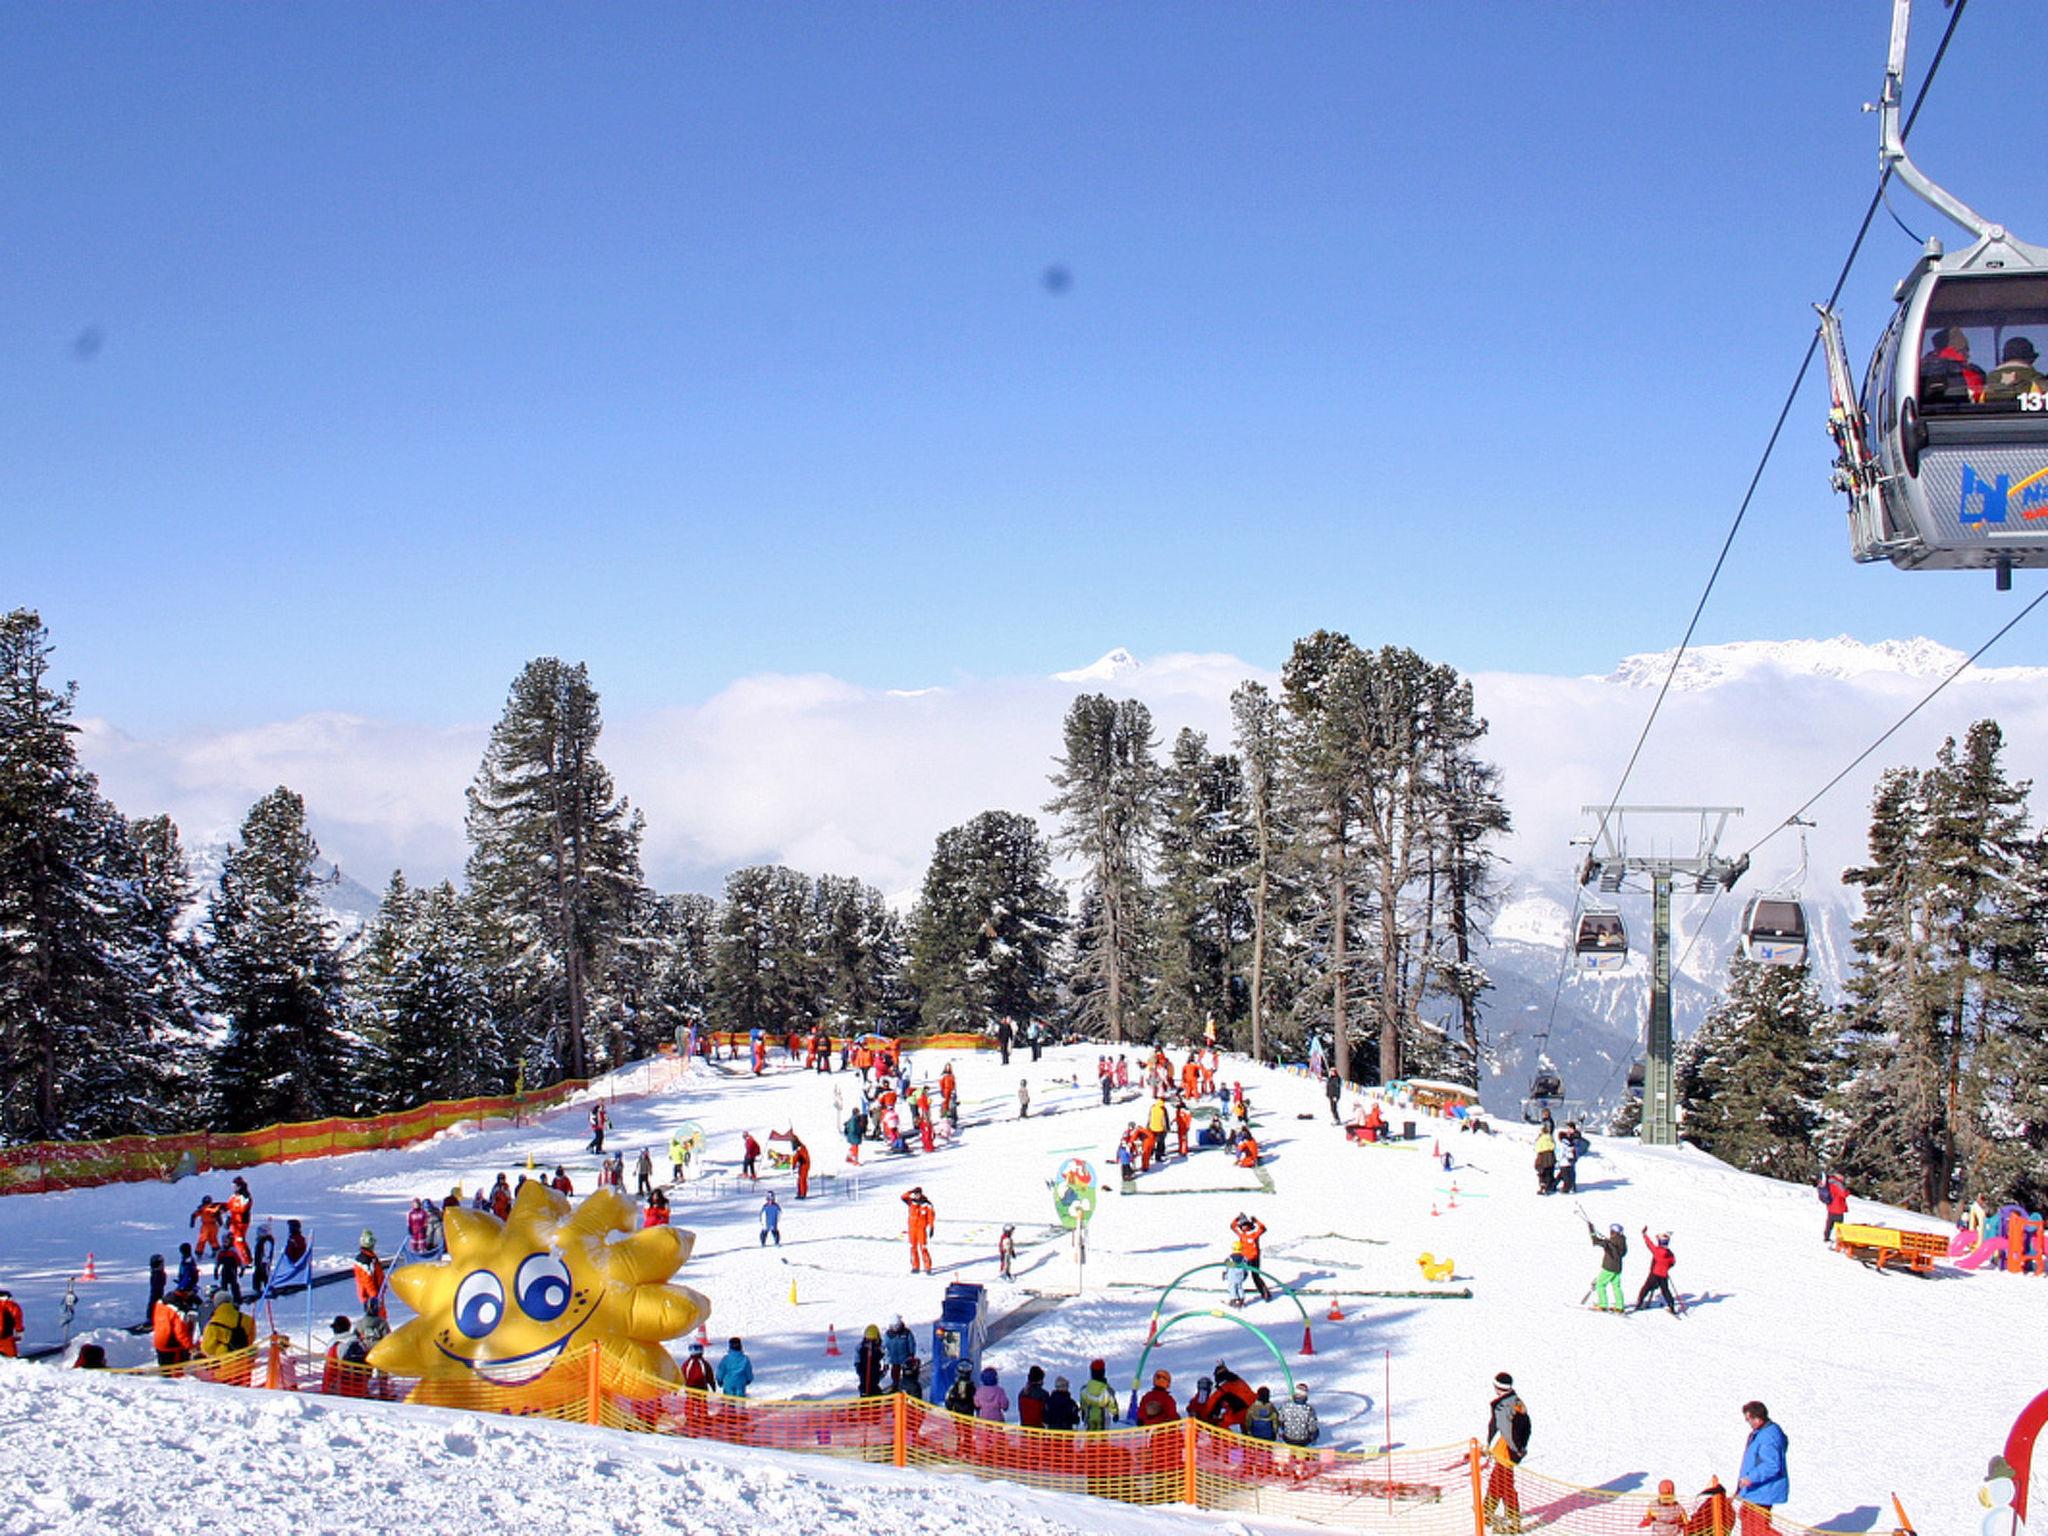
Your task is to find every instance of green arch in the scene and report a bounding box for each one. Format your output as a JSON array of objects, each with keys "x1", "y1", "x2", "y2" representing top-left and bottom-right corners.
[
  {"x1": 1148, "y1": 1260, "x2": 1310, "y2": 1334},
  {"x1": 1128, "y1": 1308, "x2": 1296, "y2": 1400}
]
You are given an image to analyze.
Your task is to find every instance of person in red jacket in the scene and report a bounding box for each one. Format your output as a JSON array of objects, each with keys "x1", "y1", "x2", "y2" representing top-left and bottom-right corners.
[
  {"x1": 742, "y1": 1132, "x2": 761, "y2": 1181},
  {"x1": 353, "y1": 1231, "x2": 386, "y2": 1320},
  {"x1": 677, "y1": 1339, "x2": 715, "y2": 1433},
  {"x1": 1202, "y1": 1364, "x2": 1255, "y2": 1430},
  {"x1": 1818, "y1": 1171, "x2": 1849, "y2": 1245},
  {"x1": 322, "y1": 1316, "x2": 369, "y2": 1398},
  {"x1": 1175, "y1": 1101, "x2": 1192, "y2": 1158},
  {"x1": 643, "y1": 1189, "x2": 672, "y2": 1228},
  {"x1": 1635, "y1": 1229, "x2": 1683, "y2": 1316},
  {"x1": 1136, "y1": 1368, "x2": 1179, "y2": 1426},
  {"x1": 792, "y1": 1136, "x2": 811, "y2": 1200},
  {"x1": 0, "y1": 1289, "x2": 23, "y2": 1357}
]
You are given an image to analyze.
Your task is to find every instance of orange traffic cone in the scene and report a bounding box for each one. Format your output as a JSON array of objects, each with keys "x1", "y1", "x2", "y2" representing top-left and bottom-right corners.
[
  {"x1": 1432, "y1": 1139, "x2": 1441, "y2": 1160},
  {"x1": 825, "y1": 1324, "x2": 841, "y2": 1357},
  {"x1": 1430, "y1": 1202, "x2": 1440, "y2": 1218},
  {"x1": 81, "y1": 1252, "x2": 98, "y2": 1282},
  {"x1": 696, "y1": 1320, "x2": 709, "y2": 1348},
  {"x1": 1300, "y1": 1322, "x2": 1315, "y2": 1356},
  {"x1": 1326, "y1": 1297, "x2": 1346, "y2": 1323}
]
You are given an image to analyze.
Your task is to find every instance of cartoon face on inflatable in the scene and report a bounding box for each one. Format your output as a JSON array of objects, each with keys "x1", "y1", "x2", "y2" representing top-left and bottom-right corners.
[{"x1": 370, "y1": 1183, "x2": 707, "y2": 1410}]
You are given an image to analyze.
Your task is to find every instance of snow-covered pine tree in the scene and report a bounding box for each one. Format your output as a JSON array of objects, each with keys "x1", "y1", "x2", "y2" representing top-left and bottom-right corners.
[
  {"x1": 354, "y1": 874, "x2": 493, "y2": 1108},
  {"x1": 1155, "y1": 728, "x2": 1252, "y2": 1045},
  {"x1": 1046, "y1": 695, "x2": 1160, "y2": 1044},
  {"x1": 1676, "y1": 955, "x2": 1827, "y2": 1182},
  {"x1": 465, "y1": 658, "x2": 646, "y2": 1082},
  {"x1": 710, "y1": 865, "x2": 817, "y2": 1038},
  {"x1": 812, "y1": 875, "x2": 907, "y2": 1035},
  {"x1": 1419, "y1": 677, "x2": 1510, "y2": 1088},
  {"x1": 0, "y1": 611, "x2": 199, "y2": 1140},
  {"x1": 116, "y1": 814, "x2": 210, "y2": 1128},
  {"x1": 907, "y1": 811, "x2": 1063, "y2": 1033},
  {"x1": 203, "y1": 787, "x2": 351, "y2": 1128},
  {"x1": 1970, "y1": 828, "x2": 2048, "y2": 1209}
]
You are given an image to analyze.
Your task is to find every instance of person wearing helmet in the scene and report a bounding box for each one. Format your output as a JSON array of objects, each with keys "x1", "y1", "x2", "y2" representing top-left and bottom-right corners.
[
  {"x1": 854, "y1": 1323, "x2": 886, "y2": 1396},
  {"x1": 1136, "y1": 1368, "x2": 1179, "y2": 1426},
  {"x1": 353, "y1": 1230, "x2": 385, "y2": 1320},
  {"x1": 1587, "y1": 1220, "x2": 1628, "y2": 1313},
  {"x1": 1636, "y1": 1229, "x2": 1683, "y2": 1317},
  {"x1": 973, "y1": 1364, "x2": 1010, "y2": 1422},
  {"x1": 998, "y1": 1224, "x2": 1017, "y2": 1281},
  {"x1": 1640, "y1": 1478, "x2": 1687, "y2": 1535}
]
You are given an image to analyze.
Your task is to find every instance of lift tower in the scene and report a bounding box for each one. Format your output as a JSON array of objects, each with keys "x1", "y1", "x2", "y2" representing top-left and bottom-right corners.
[{"x1": 1577, "y1": 806, "x2": 1749, "y2": 1147}]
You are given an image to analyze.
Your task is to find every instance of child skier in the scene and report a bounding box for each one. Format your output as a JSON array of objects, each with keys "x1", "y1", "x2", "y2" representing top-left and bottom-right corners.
[
  {"x1": 760, "y1": 1191, "x2": 782, "y2": 1247},
  {"x1": 1586, "y1": 1220, "x2": 1627, "y2": 1313},
  {"x1": 998, "y1": 1224, "x2": 1017, "y2": 1281},
  {"x1": 1635, "y1": 1229, "x2": 1682, "y2": 1316}
]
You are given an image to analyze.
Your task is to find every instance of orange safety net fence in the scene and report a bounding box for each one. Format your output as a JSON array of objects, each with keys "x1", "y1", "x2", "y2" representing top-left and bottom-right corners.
[
  {"x1": 0, "y1": 1079, "x2": 594, "y2": 1197},
  {"x1": 104, "y1": 1347, "x2": 1889, "y2": 1536}
]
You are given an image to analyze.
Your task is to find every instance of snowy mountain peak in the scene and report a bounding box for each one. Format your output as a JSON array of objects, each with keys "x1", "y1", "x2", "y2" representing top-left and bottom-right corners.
[
  {"x1": 1602, "y1": 635, "x2": 2007, "y2": 691},
  {"x1": 1054, "y1": 647, "x2": 1141, "y2": 684}
]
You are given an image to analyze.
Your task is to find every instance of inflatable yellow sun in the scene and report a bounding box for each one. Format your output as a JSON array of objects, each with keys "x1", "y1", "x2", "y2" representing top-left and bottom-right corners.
[{"x1": 370, "y1": 1183, "x2": 707, "y2": 1411}]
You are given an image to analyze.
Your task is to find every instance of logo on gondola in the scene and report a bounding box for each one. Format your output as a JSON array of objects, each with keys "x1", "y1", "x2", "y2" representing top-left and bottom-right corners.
[{"x1": 1958, "y1": 464, "x2": 2048, "y2": 525}]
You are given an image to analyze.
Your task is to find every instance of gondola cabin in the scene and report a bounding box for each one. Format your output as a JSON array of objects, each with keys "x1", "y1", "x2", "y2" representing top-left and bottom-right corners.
[
  {"x1": 1574, "y1": 911, "x2": 1627, "y2": 973},
  {"x1": 1741, "y1": 896, "x2": 1809, "y2": 968},
  {"x1": 1626, "y1": 1058, "x2": 1645, "y2": 1095},
  {"x1": 1529, "y1": 1070, "x2": 1563, "y2": 1102}
]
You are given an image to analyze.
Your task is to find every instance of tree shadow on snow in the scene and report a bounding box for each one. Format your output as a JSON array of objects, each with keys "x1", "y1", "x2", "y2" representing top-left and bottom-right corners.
[
  {"x1": 1567, "y1": 1176, "x2": 1631, "y2": 1193},
  {"x1": 1127, "y1": 1242, "x2": 1209, "y2": 1257},
  {"x1": 1530, "y1": 1471, "x2": 1650, "y2": 1525},
  {"x1": 1811, "y1": 1508, "x2": 1881, "y2": 1532}
]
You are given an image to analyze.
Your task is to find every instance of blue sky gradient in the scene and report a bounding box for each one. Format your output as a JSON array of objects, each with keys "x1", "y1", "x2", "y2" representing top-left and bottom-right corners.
[{"x1": 7, "y1": 3, "x2": 2046, "y2": 731}]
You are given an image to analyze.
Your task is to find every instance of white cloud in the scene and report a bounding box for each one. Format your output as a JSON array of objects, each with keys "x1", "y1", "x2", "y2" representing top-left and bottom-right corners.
[{"x1": 73, "y1": 643, "x2": 2048, "y2": 909}]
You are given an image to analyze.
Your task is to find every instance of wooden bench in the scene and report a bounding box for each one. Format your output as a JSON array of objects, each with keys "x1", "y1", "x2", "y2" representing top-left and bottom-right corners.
[{"x1": 1834, "y1": 1222, "x2": 1947, "y2": 1275}]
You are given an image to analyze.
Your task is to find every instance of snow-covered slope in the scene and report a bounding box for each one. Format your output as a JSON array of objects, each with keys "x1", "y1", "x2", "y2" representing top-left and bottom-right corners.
[{"x1": 0, "y1": 1046, "x2": 2028, "y2": 1535}]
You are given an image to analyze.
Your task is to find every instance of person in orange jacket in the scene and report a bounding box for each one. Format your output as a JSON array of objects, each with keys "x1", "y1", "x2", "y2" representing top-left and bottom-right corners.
[
  {"x1": 792, "y1": 1135, "x2": 812, "y2": 1200},
  {"x1": 939, "y1": 1064, "x2": 957, "y2": 1117},
  {"x1": 902, "y1": 1187, "x2": 937, "y2": 1273},
  {"x1": 1181, "y1": 1056, "x2": 1201, "y2": 1099},
  {"x1": 1175, "y1": 1101, "x2": 1193, "y2": 1158},
  {"x1": 152, "y1": 1292, "x2": 196, "y2": 1367},
  {"x1": 224, "y1": 1177, "x2": 254, "y2": 1263},
  {"x1": 190, "y1": 1195, "x2": 223, "y2": 1259},
  {"x1": 1231, "y1": 1214, "x2": 1273, "y2": 1301},
  {"x1": 0, "y1": 1288, "x2": 23, "y2": 1357},
  {"x1": 643, "y1": 1189, "x2": 672, "y2": 1227},
  {"x1": 1235, "y1": 1134, "x2": 1261, "y2": 1169},
  {"x1": 353, "y1": 1231, "x2": 386, "y2": 1319}
]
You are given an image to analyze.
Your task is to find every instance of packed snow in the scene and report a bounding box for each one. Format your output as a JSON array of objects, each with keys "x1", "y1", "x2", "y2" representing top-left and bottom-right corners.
[{"x1": 0, "y1": 1045, "x2": 2036, "y2": 1536}]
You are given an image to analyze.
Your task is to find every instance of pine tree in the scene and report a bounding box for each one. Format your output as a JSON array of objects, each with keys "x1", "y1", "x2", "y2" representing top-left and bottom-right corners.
[
  {"x1": 0, "y1": 611, "x2": 198, "y2": 1140},
  {"x1": 204, "y1": 787, "x2": 351, "y2": 1128},
  {"x1": 812, "y1": 875, "x2": 907, "y2": 1033},
  {"x1": 465, "y1": 658, "x2": 647, "y2": 1082},
  {"x1": 117, "y1": 814, "x2": 209, "y2": 1127},
  {"x1": 1046, "y1": 695, "x2": 1160, "y2": 1043},
  {"x1": 908, "y1": 812, "x2": 1063, "y2": 1032},
  {"x1": 355, "y1": 874, "x2": 493, "y2": 1108},
  {"x1": 1156, "y1": 728, "x2": 1252, "y2": 1044},
  {"x1": 710, "y1": 866, "x2": 817, "y2": 1038},
  {"x1": 1230, "y1": 682, "x2": 1289, "y2": 1063},
  {"x1": 1677, "y1": 956, "x2": 1828, "y2": 1181},
  {"x1": 611, "y1": 892, "x2": 716, "y2": 1060},
  {"x1": 1420, "y1": 681, "x2": 1510, "y2": 1087}
]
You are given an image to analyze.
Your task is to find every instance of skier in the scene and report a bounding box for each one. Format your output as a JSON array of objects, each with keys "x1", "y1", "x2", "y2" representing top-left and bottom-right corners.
[
  {"x1": 354, "y1": 1230, "x2": 386, "y2": 1320},
  {"x1": 1028, "y1": 1018, "x2": 1044, "y2": 1062},
  {"x1": 1225, "y1": 1252, "x2": 1250, "y2": 1308},
  {"x1": 998, "y1": 1224, "x2": 1017, "y2": 1281},
  {"x1": 944, "y1": 1365, "x2": 978, "y2": 1417},
  {"x1": 792, "y1": 1135, "x2": 811, "y2": 1199},
  {"x1": 1145, "y1": 1098, "x2": 1168, "y2": 1168},
  {"x1": 741, "y1": 1132, "x2": 761, "y2": 1181},
  {"x1": 190, "y1": 1194, "x2": 223, "y2": 1259},
  {"x1": 148, "y1": 1253, "x2": 168, "y2": 1317},
  {"x1": 1185, "y1": 1375, "x2": 1215, "y2": 1422},
  {"x1": 855, "y1": 1324, "x2": 886, "y2": 1396},
  {"x1": 1236, "y1": 1130, "x2": 1262, "y2": 1167},
  {"x1": 642, "y1": 1189, "x2": 671, "y2": 1227},
  {"x1": 1244, "y1": 1386, "x2": 1280, "y2": 1441},
  {"x1": 1324, "y1": 1068, "x2": 1344, "y2": 1123},
  {"x1": 1586, "y1": 1221, "x2": 1627, "y2": 1313},
  {"x1": 321, "y1": 1315, "x2": 369, "y2": 1398},
  {"x1": 670, "y1": 1130, "x2": 690, "y2": 1184},
  {"x1": 995, "y1": 1016, "x2": 1012, "y2": 1066},
  {"x1": 716, "y1": 1336, "x2": 754, "y2": 1397},
  {"x1": 552, "y1": 1165, "x2": 573, "y2": 1195},
  {"x1": 1136, "y1": 1368, "x2": 1179, "y2": 1425},
  {"x1": 939, "y1": 1063, "x2": 957, "y2": 1117},
  {"x1": 679, "y1": 1339, "x2": 715, "y2": 1431},
  {"x1": 212, "y1": 1243, "x2": 243, "y2": 1306},
  {"x1": 587, "y1": 1102, "x2": 608, "y2": 1154},
  {"x1": 1635, "y1": 1229, "x2": 1682, "y2": 1316},
  {"x1": 174, "y1": 1242, "x2": 200, "y2": 1296},
  {"x1": 407, "y1": 1199, "x2": 431, "y2": 1255},
  {"x1": 490, "y1": 1173, "x2": 513, "y2": 1219},
  {"x1": 1098, "y1": 1057, "x2": 1113, "y2": 1106},
  {"x1": 883, "y1": 1314, "x2": 915, "y2": 1389},
  {"x1": 1079, "y1": 1358, "x2": 1118, "y2": 1431},
  {"x1": 1484, "y1": 1372, "x2": 1531, "y2": 1533},
  {"x1": 902, "y1": 1187, "x2": 936, "y2": 1273},
  {"x1": 1534, "y1": 1130, "x2": 1556, "y2": 1196},
  {"x1": 1204, "y1": 1364, "x2": 1254, "y2": 1430},
  {"x1": 1735, "y1": 1401, "x2": 1789, "y2": 1535},
  {"x1": 1555, "y1": 1131, "x2": 1579, "y2": 1196},
  {"x1": 844, "y1": 1103, "x2": 867, "y2": 1164},
  {"x1": 225, "y1": 1176, "x2": 254, "y2": 1263},
  {"x1": 759, "y1": 1191, "x2": 781, "y2": 1247},
  {"x1": 1174, "y1": 1100, "x2": 1192, "y2": 1157},
  {"x1": 1230, "y1": 1211, "x2": 1270, "y2": 1284},
  {"x1": 152, "y1": 1290, "x2": 195, "y2": 1367},
  {"x1": 199, "y1": 1291, "x2": 256, "y2": 1383},
  {"x1": 1817, "y1": 1170, "x2": 1849, "y2": 1245},
  {"x1": 1276, "y1": 1382, "x2": 1321, "y2": 1447},
  {"x1": 635, "y1": 1147, "x2": 654, "y2": 1201}
]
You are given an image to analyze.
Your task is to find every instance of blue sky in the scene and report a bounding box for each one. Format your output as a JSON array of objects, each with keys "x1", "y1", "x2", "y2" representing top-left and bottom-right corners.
[{"x1": 7, "y1": 2, "x2": 2047, "y2": 733}]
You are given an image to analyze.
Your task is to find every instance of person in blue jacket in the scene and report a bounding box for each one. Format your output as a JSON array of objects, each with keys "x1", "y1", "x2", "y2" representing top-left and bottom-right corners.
[
  {"x1": 716, "y1": 1335, "x2": 754, "y2": 1397},
  {"x1": 1736, "y1": 1400, "x2": 1788, "y2": 1529}
]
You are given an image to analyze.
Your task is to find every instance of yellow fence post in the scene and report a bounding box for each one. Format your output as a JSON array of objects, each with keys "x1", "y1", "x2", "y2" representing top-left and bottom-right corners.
[
  {"x1": 1470, "y1": 1439, "x2": 1486, "y2": 1536},
  {"x1": 586, "y1": 1348, "x2": 603, "y2": 1427},
  {"x1": 893, "y1": 1392, "x2": 908, "y2": 1468},
  {"x1": 1183, "y1": 1417, "x2": 1199, "y2": 1505}
]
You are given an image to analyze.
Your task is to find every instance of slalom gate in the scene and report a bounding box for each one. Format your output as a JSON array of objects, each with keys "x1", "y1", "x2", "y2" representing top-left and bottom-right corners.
[{"x1": 111, "y1": 1341, "x2": 1877, "y2": 1536}]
